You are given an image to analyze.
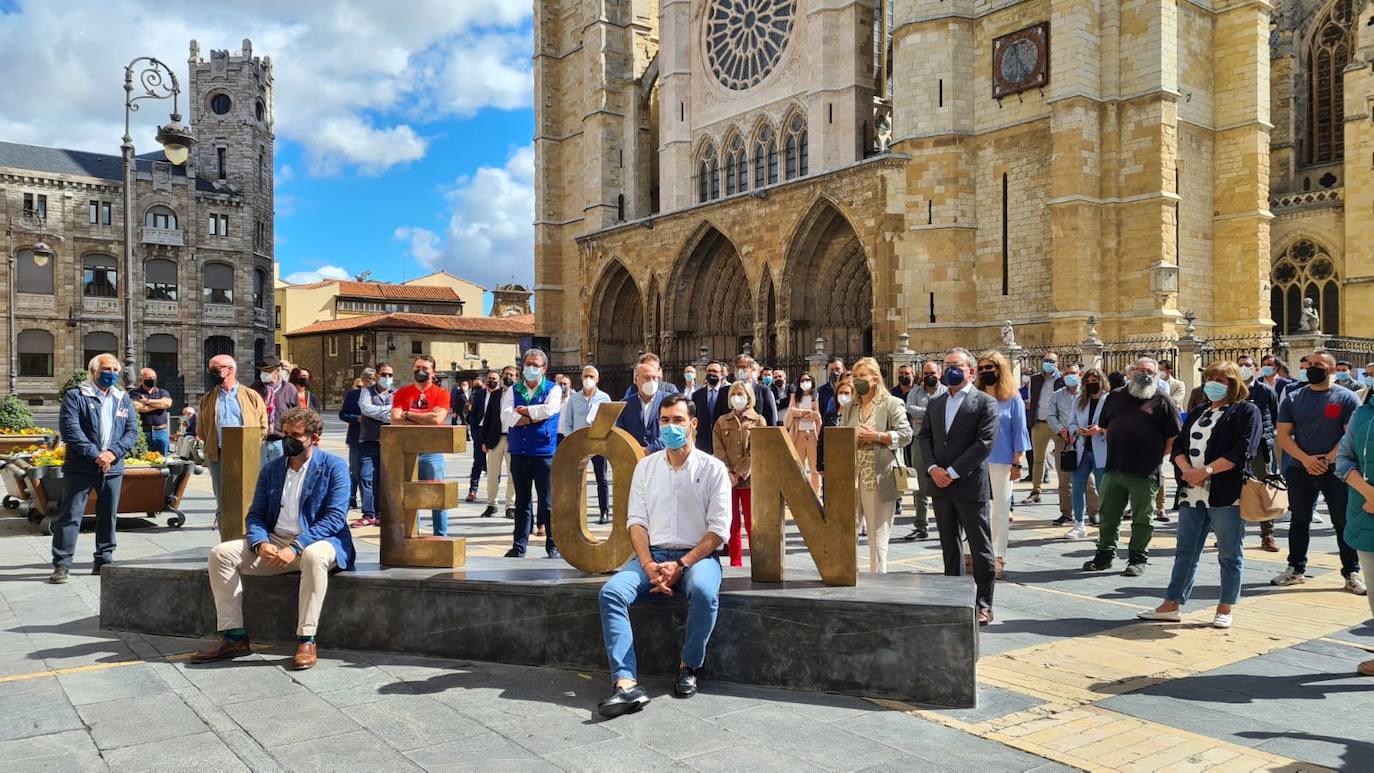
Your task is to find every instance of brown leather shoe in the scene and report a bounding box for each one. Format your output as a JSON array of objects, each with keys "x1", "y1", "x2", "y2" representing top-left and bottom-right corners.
[
  {"x1": 977, "y1": 608, "x2": 994, "y2": 626},
  {"x1": 291, "y1": 641, "x2": 317, "y2": 670},
  {"x1": 189, "y1": 637, "x2": 252, "y2": 664},
  {"x1": 1261, "y1": 536, "x2": 1280, "y2": 553}
]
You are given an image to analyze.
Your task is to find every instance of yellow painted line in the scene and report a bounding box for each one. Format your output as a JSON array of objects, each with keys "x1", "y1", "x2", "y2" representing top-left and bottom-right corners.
[
  {"x1": 1008, "y1": 580, "x2": 1145, "y2": 610},
  {"x1": 0, "y1": 658, "x2": 145, "y2": 684}
]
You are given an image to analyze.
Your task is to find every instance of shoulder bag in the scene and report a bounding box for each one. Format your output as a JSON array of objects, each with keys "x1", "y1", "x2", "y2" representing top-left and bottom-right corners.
[{"x1": 1240, "y1": 474, "x2": 1288, "y2": 522}]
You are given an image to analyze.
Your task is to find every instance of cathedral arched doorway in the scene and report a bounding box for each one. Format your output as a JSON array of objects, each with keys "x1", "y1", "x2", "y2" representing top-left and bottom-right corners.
[
  {"x1": 783, "y1": 200, "x2": 873, "y2": 358},
  {"x1": 589, "y1": 260, "x2": 644, "y2": 365},
  {"x1": 668, "y1": 225, "x2": 752, "y2": 362},
  {"x1": 760, "y1": 267, "x2": 777, "y2": 361}
]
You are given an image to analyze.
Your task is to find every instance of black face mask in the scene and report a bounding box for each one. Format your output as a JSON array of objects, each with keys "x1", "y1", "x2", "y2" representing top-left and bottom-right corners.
[
  {"x1": 705, "y1": 374, "x2": 720, "y2": 386},
  {"x1": 1307, "y1": 366, "x2": 1328, "y2": 385},
  {"x1": 142, "y1": 379, "x2": 156, "y2": 388},
  {"x1": 487, "y1": 382, "x2": 499, "y2": 391},
  {"x1": 978, "y1": 371, "x2": 999, "y2": 387},
  {"x1": 922, "y1": 375, "x2": 939, "y2": 388},
  {"x1": 208, "y1": 371, "x2": 225, "y2": 387},
  {"x1": 414, "y1": 370, "x2": 430, "y2": 383},
  {"x1": 1085, "y1": 382, "x2": 1102, "y2": 396},
  {"x1": 898, "y1": 376, "x2": 913, "y2": 387},
  {"x1": 281, "y1": 436, "x2": 308, "y2": 458},
  {"x1": 502, "y1": 376, "x2": 516, "y2": 387},
  {"x1": 829, "y1": 371, "x2": 841, "y2": 384},
  {"x1": 293, "y1": 378, "x2": 309, "y2": 389}
]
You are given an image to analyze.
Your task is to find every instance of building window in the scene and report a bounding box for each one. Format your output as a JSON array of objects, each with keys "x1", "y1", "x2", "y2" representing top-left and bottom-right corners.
[
  {"x1": 217, "y1": 147, "x2": 227, "y2": 180},
  {"x1": 89, "y1": 200, "x2": 99, "y2": 224},
  {"x1": 23, "y1": 193, "x2": 47, "y2": 219},
  {"x1": 697, "y1": 141, "x2": 716, "y2": 204},
  {"x1": 466, "y1": 342, "x2": 479, "y2": 357},
  {"x1": 411, "y1": 340, "x2": 423, "y2": 355},
  {"x1": 210, "y1": 93, "x2": 232, "y2": 115},
  {"x1": 351, "y1": 334, "x2": 365, "y2": 365},
  {"x1": 327, "y1": 337, "x2": 339, "y2": 357},
  {"x1": 208, "y1": 215, "x2": 217, "y2": 236},
  {"x1": 144, "y1": 205, "x2": 177, "y2": 230},
  {"x1": 253, "y1": 268, "x2": 267, "y2": 309},
  {"x1": 102, "y1": 202, "x2": 111, "y2": 225},
  {"x1": 754, "y1": 125, "x2": 778, "y2": 187},
  {"x1": 146, "y1": 334, "x2": 178, "y2": 378},
  {"x1": 82, "y1": 254, "x2": 118, "y2": 298},
  {"x1": 783, "y1": 112, "x2": 807, "y2": 180},
  {"x1": 275, "y1": 305, "x2": 281, "y2": 330},
  {"x1": 83, "y1": 332, "x2": 118, "y2": 367},
  {"x1": 1303, "y1": 0, "x2": 1355, "y2": 166},
  {"x1": 15, "y1": 249, "x2": 53, "y2": 295},
  {"x1": 725, "y1": 133, "x2": 746, "y2": 195},
  {"x1": 144, "y1": 258, "x2": 178, "y2": 301},
  {"x1": 258, "y1": 148, "x2": 265, "y2": 187},
  {"x1": 1270, "y1": 238, "x2": 1341, "y2": 334},
  {"x1": 256, "y1": 99, "x2": 266, "y2": 122},
  {"x1": 203, "y1": 263, "x2": 234, "y2": 305},
  {"x1": 17, "y1": 330, "x2": 53, "y2": 377}
]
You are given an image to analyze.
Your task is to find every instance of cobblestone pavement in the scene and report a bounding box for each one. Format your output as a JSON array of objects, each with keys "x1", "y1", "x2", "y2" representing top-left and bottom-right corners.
[{"x1": 2, "y1": 427, "x2": 1372, "y2": 771}]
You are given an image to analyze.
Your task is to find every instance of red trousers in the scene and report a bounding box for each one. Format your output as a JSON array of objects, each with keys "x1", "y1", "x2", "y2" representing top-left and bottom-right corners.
[{"x1": 729, "y1": 487, "x2": 753, "y2": 567}]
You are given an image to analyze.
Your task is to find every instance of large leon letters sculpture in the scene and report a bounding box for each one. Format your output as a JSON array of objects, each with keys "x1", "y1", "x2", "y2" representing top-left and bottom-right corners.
[
  {"x1": 218, "y1": 425, "x2": 261, "y2": 541},
  {"x1": 549, "y1": 403, "x2": 644, "y2": 572},
  {"x1": 379, "y1": 425, "x2": 468, "y2": 568}
]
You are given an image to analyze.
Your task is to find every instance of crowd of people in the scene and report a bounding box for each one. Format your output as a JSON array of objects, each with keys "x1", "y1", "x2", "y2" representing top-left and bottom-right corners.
[{"x1": 43, "y1": 343, "x2": 1374, "y2": 709}]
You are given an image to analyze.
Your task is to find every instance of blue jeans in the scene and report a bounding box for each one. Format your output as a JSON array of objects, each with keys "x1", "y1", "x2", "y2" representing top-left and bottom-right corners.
[
  {"x1": 1071, "y1": 446, "x2": 1104, "y2": 525},
  {"x1": 418, "y1": 453, "x2": 447, "y2": 536},
  {"x1": 145, "y1": 427, "x2": 169, "y2": 454},
  {"x1": 51, "y1": 470, "x2": 122, "y2": 567},
  {"x1": 260, "y1": 439, "x2": 283, "y2": 468},
  {"x1": 1165, "y1": 504, "x2": 1245, "y2": 606},
  {"x1": 599, "y1": 551, "x2": 723, "y2": 683},
  {"x1": 347, "y1": 445, "x2": 362, "y2": 509},
  {"x1": 358, "y1": 442, "x2": 380, "y2": 518},
  {"x1": 511, "y1": 454, "x2": 554, "y2": 555}
]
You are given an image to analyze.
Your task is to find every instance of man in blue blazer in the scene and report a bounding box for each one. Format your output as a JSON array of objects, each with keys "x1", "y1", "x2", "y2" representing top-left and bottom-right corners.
[
  {"x1": 49, "y1": 354, "x2": 139, "y2": 584},
  {"x1": 616, "y1": 359, "x2": 672, "y2": 452},
  {"x1": 192, "y1": 408, "x2": 355, "y2": 671}
]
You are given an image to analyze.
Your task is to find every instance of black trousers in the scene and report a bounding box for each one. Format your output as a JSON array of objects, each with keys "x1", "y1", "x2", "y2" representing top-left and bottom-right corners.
[
  {"x1": 467, "y1": 436, "x2": 487, "y2": 492},
  {"x1": 1285, "y1": 465, "x2": 1358, "y2": 576},
  {"x1": 511, "y1": 455, "x2": 555, "y2": 555},
  {"x1": 591, "y1": 455, "x2": 610, "y2": 517},
  {"x1": 932, "y1": 494, "x2": 995, "y2": 610}
]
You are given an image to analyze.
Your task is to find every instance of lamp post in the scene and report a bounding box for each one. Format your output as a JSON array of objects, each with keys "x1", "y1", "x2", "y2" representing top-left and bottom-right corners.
[
  {"x1": 121, "y1": 56, "x2": 195, "y2": 387},
  {"x1": 5, "y1": 209, "x2": 58, "y2": 394}
]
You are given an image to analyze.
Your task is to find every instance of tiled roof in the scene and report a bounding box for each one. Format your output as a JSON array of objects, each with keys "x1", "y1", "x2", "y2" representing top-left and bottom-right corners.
[
  {"x1": 0, "y1": 141, "x2": 218, "y2": 192},
  {"x1": 286, "y1": 313, "x2": 534, "y2": 337},
  {"x1": 284, "y1": 279, "x2": 462, "y2": 303}
]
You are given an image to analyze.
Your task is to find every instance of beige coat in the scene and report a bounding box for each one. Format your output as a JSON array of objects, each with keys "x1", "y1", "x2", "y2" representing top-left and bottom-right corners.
[
  {"x1": 197, "y1": 384, "x2": 269, "y2": 462},
  {"x1": 712, "y1": 409, "x2": 768, "y2": 488},
  {"x1": 841, "y1": 391, "x2": 914, "y2": 501}
]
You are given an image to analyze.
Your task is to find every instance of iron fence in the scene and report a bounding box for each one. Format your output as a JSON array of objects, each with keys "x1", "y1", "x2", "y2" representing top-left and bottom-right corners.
[
  {"x1": 1320, "y1": 337, "x2": 1374, "y2": 367},
  {"x1": 1197, "y1": 334, "x2": 1275, "y2": 369}
]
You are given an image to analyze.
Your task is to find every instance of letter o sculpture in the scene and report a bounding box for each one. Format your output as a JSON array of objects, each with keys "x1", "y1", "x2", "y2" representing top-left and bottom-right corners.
[{"x1": 550, "y1": 402, "x2": 644, "y2": 574}]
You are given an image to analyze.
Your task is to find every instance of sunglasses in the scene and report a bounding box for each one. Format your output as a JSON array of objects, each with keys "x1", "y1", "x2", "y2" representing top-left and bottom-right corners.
[{"x1": 977, "y1": 365, "x2": 999, "y2": 372}]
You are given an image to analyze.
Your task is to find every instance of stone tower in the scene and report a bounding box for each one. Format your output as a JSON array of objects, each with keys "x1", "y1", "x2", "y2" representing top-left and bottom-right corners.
[
  {"x1": 533, "y1": 0, "x2": 660, "y2": 364},
  {"x1": 188, "y1": 38, "x2": 275, "y2": 263}
]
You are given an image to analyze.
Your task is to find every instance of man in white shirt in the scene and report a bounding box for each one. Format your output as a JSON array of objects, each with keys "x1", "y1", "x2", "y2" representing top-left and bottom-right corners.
[
  {"x1": 559, "y1": 365, "x2": 613, "y2": 523},
  {"x1": 596, "y1": 394, "x2": 731, "y2": 718}
]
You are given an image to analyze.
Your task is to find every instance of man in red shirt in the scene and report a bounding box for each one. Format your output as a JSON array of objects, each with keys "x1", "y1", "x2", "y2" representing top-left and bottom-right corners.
[{"x1": 390, "y1": 355, "x2": 451, "y2": 535}]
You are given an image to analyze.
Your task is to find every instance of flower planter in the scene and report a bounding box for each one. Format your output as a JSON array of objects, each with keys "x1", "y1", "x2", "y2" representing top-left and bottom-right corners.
[{"x1": 24, "y1": 459, "x2": 201, "y2": 534}]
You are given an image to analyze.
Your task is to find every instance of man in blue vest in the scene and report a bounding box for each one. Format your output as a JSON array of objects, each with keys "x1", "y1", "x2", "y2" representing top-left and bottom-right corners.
[{"x1": 502, "y1": 348, "x2": 563, "y2": 559}]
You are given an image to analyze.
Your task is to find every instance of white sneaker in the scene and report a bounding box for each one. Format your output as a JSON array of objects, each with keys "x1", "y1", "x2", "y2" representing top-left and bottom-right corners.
[
  {"x1": 1212, "y1": 612, "x2": 1233, "y2": 629},
  {"x1": 1137, "y1": 608, "x2": 1181, "y2": 622},
  {"x1": 1064, "y1": 525, "x2": 1088, "y2": 540},
  {"x1": 1270, "y1": 567, "x2": 1307, "y2": 586},
  {"x1": 1312, "y1": 512, "x2": 1325, "y2": 524},
  {"x1": 1346, "y1": 573, "x2": 1368, "y2": 596}
]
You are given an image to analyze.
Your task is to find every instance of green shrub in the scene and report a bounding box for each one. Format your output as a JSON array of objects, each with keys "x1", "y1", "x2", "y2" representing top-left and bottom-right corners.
[
  {"x1": 0, "y1": 395, "x2": 35, "y2": 432},
  {"x1": 60, "y1": 370, "x2": 87, "y2": 398}
]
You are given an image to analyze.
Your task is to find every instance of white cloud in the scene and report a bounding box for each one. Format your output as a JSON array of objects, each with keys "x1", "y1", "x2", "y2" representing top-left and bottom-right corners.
[
  {"x1": 393, "y1": 145, "x2": 534, "y2": 288},
  {"x1": 0, "y1": 0, "x2": 532, "y2": 175},
  {"x1": 283, "y1": 264, "x2": 351, "y2": 284}
]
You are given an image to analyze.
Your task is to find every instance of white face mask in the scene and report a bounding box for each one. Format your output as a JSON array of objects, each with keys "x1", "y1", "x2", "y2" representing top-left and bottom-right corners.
[
  {"x1": 837, "y1": 393, "x2": 853, "y2": 407},
  {"x1": 639, "y1": 379, "x2": 659, "y2": 398},
  {"x1": 1239, "y1": 366, "x2": 1254, "y2": 381},
  {"x1": 730, "y1": 394, "x2": 749, "y2": 411},
  {"x1": 583, "y1": 378, "x2": 596, "y2": 391},
  {"x1": 735, "y1": 369, "x2": 751, "y2": 383},
  {"x1": 683, "y1": 372, "x2": 695, "y2": 383}
]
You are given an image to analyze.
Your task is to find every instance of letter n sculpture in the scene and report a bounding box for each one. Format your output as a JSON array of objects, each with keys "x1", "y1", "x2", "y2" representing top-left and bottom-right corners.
[
  {"x1": 750, "y1": 426, "x2": 858, "y2": 586},
  {"x1": 379, "y1": 425, "x2": 468, "y2": 568}
]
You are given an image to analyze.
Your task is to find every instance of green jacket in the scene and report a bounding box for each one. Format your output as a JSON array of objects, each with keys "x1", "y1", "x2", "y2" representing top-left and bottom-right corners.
[{"x1": 1338, "y1": 403, "x2": 1374, "y2": 553}]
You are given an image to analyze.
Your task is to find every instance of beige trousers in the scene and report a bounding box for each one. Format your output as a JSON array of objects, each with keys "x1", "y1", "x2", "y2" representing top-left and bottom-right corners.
[
  {"x1": 793, "y1": 429, "x2": 819, "y2": 492},
  {"x1": 208, "y1": 534, "x2": 337, "y2": 637},
  {"x1": 486, "y1": 436, "x2": 511, "y2": 506},
  {"x1": 857, "y1": 486, "x2": 896, "y2": 574}
]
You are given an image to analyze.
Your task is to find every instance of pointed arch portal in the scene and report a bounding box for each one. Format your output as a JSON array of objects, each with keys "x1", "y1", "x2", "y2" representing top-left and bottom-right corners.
[
  {"x1": 590, "y1": 261, "x2": 644, "y2": 365},
  {"x1": 669, "y1": 226, "x2": 752, "y2": 362},
  {"x1": 784, "y1": 201, "x2": 873, "y2": 356}
]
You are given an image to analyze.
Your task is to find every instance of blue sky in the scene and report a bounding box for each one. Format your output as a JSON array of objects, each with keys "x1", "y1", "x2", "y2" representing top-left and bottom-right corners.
[{"x1": 0, "y1": 1, "x2": 536, "y2": 297}]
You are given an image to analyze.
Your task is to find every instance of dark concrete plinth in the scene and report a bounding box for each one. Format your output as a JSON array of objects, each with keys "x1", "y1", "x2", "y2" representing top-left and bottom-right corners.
[{"x1": 100, "y1": 559, "x2": 978, "y2": 707}]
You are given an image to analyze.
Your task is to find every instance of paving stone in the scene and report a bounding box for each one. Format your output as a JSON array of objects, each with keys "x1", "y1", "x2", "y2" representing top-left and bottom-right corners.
[
  {"x1": 174, "y1": 656, "x2": 311, "y2": 705},
  {"x1": 545, "y1": 736, "x2": 688, "y2": 772},
  {"x1": 0, "y1": 678, "x2": 85, "y2": 741},
  {"x1": 0, "y1": 727, "x2": 100, "y2": 763},
  {"x1": 268, "y1": 728, "x2": 424, "y2": 772},
  {"x1": 924, "y1": 684, "x2": 1043, "y2": 724},
  {"x1": 57, "y1": 663, "x2": 166, "y2": 706},
  {"x1": 403, "y1": 731, "x2": 546, "y2": 771},
  {"x1": 833, "y1": 707, "x2": 1054, "y2": 770},
  {"x1": 102, "y1": 730, "x2": 247, "y2": 772},
  {"x1": 341, "y1": 694, "x2": 487, "y2": 752},
  {"x1": 712, "y1": 704, "x2": 907, "y2": 769},
  {"x1": 601, "y1": 702, "x2": 757, "y2": 760},
  {"x1": 1253, "y1": 730, "x2": 1374, "y2": 772},
  {"x1": 6, "y1": 751, "x2": 107, "y2": 772},
  {"x1": 78, "y1": 690, "x2": 211, "y2": 750},
  {"x1": 680, "y1": 742, "x2": 823, "y2": 772},
  {"x1": 221, "y1": 690, "x2": 359, "y2": 747}
]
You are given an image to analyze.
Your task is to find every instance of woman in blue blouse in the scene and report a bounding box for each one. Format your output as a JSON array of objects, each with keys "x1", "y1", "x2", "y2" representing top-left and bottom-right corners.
[{"x1": 977, "y1": 351, "x2": 1031, "y2": 579}]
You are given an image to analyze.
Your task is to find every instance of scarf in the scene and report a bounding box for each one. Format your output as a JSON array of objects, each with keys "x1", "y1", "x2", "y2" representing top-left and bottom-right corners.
[{"x1": 515, "y1": 377, "x2": 546, "y2": 404}]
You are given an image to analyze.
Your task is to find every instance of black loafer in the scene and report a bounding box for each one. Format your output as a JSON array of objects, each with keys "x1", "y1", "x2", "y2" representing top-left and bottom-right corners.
[
  {"x1": 673, "y1": 666, "x2": 699, "y2": 698},
  {"x1": 598, "y1": 684, "x2": 650, "y2": 718},
  {"x1": 92, "y1": 559, "x2": 112, "y2": 576},
  {"x1": 503, "y1": 549, "x2": 525, "y2": 558},
  {"x1": 504, "y1": 508, "x2": 516, "y2": 519},
  {"x1": 546, "y1": 548, "x2": 562, "y2": 560},
  {"x1": 480, "y1": 506, "x2": 497, "y2": 518},
  {"x1": 1082, "y1": 557, "x2": 1114, "y2": 572}
]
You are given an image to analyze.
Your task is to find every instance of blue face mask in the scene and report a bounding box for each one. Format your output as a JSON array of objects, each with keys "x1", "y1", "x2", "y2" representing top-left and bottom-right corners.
[
  {"x1": 1296, "y1": 368, "x2": 1307, "y2": 382},
  {"x1": 1260, "y1": 366, "x2": 1275, "y2": 378},
  {"x1": 942, "y1": 366, "x2": 966, "y2": 387},
  {"x1": 1335, "y1": 371, "x2": 1352, "y2": 383},
  {"x1": 659, "y1": 423, "x2": 689, "y2": 450},
  {"x1": 1202, "y1": 381, "x2": 1229, "y2": 402},
  {"x1": 762, "y1": 375, "x2": 773, "y2": 386},
  {"x1": 1063, "y1": 374, "x2": 1080, "y2": 388},
  {"x1": 523, "y1": 366, "x2": 543, "y2": 383},
  {"x1": 96, "y1": 371, "x2": 118, "y2": 389},
  {"x1": 1042, "y1": 361, "x2": 1057, "y2": 374}
]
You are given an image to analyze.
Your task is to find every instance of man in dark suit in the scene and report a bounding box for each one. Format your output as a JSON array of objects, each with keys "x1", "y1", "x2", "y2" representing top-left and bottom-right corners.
[
  {"x1": 620, "y1": 352, "x2": 680, "y2": 401},
  {"x1": 466, "y1": 371, "x2": 499, "y2": 502},
  {"x1": 918, "y1": 348, "x2": 999, "y2": 625},
  {"x1": 616, "y1": 358, "x2": 672, "y2": 451},
  {"x1": 692, "y1": 361, "x2": 730, "y2": 453},
  {"x1": 731, "y1": 354, "x2": 777, "y2": 426},
  {"x1": 481, "y1": 367, "x2": 517, "y2": 518},
  {"x1": 816, "y1": 356, "x2": 846, "y2": 418},
  {"x1": 191, "y1": 408, "x2": 355, "y2": 671}
]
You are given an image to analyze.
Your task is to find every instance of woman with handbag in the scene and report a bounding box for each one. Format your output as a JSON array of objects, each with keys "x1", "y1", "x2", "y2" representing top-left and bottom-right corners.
[
  {"x1": 1065, "y1": 368, "x2": 1110, "y2": 539},
  {"x1": 841, "y1": 358, "x2": 913, "y2": 574},
  {"x1": 1336, "y1": 388, "x2": 1374, "y2": 675},
  {"x1": 976, "y1": 351, "x2": 1031, "y2": 579},
  {"x1": 1138, "y1": 360, "x2": 1260, "y2": 629}
]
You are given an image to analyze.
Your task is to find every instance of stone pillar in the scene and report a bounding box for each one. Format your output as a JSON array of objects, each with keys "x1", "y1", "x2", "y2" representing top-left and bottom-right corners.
[
  {"x1": 805, "y1": 336, "x2": 829, "y2": 385},
  {"x1": 1342, "y1": 4, "x2": 1374, "y2": 337},
  {"x1": 1283, "y1": 334, "x2": 1327, "y2": 363},
  {"x1": 1176, "y1": 312, "x2": 1203, "y2": 397},
  {"x1": 889, "y1": 332, "x2": 916, "y2": 388},
  {"x1": 696, "y1": 345, "x2": 711, "y2": 370},
  {"x1": 1006, "y1": 344, "x2": 1024, "y2": 390},
  {"x1": 1081, "y1": 315, "x2": 1104, "y2": 372}
]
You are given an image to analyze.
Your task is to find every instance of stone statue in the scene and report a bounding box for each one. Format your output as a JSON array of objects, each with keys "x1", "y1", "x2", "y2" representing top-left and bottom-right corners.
[
  {"x1": 1001, "y1": 320, "x2": 1016, "y2": 348},
  {"x1": 875, "y1": 111, "x2": 892, "y2": 153},
  {"x1": 1298, "y1": 297, "x2": 1321, "y2": 334}
]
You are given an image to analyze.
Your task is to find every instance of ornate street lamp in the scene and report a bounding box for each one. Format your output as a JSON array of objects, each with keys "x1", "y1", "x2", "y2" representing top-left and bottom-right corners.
[{"x1": 121, "y1": 56, "x2": 196, "y2": 387}]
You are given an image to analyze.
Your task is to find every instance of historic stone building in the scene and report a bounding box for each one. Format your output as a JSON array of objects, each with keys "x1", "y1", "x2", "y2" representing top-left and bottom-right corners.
[
  {"x1": 534, "y1": 0, "x2": 1275, "y2": 369},
  {"x1": 0, "y1": 39, "x2": 275, "y2": 406},
  {"x1": 1268, "y1": 0, "x2": 1374, "y2": 338}
]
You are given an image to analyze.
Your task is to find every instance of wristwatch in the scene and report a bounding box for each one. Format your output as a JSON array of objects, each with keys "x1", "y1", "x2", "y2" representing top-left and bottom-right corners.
[
  {"x1": 675, "y1": 558, "x2": 688, "y2": 571},
  {"x1": 1203, "y1": 465, "x2": 1215, "y2": 476}
]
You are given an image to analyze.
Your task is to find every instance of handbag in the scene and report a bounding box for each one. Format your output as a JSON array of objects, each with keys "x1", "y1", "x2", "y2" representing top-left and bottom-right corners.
[
  {"x1": 1240, "y1": 474, "x2": 1288, "y2": 522},
  {"x1": 894, "y1": 465, "x2": 912, "y2": 491},
  {"x1": 1059, "y1": 437, "x2": 1079, "y2": 473}
]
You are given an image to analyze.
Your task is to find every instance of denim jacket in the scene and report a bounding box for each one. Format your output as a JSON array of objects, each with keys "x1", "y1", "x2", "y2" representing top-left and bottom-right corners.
[{"x1": 59, "y1": 381, "x2": 138, "y2": 476}]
